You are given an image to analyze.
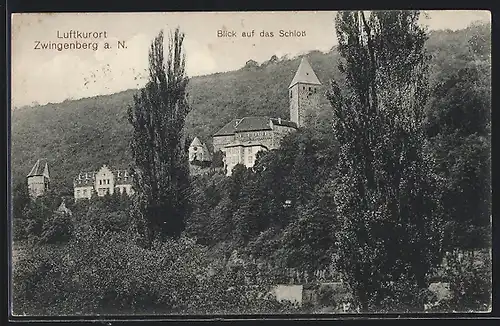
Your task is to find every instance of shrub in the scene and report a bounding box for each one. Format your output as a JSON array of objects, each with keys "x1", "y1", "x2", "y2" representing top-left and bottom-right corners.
[
  {"x1": 12, "y1": 208, "x2": 300, "y2": 315},
  {"x1": 432, "y1": 250, "x2": 492, "y2": 312},
  {"x1": 39, "y1": 212, "x2": 73, "y2": 244}
]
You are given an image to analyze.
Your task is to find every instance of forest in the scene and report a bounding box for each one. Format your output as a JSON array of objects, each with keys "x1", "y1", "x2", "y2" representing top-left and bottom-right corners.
[{"x1": 11, "y1": 13, "x2": 491, "y2": 315}]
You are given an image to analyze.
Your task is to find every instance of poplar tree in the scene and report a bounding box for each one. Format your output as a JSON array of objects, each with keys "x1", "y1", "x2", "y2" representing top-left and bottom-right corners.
[
  {"x1": 328, "y1": 11, "x2": 444, "y2": 311},
  {"x1": 128, "y1": 28, "x2": 190, "y2": 243}
]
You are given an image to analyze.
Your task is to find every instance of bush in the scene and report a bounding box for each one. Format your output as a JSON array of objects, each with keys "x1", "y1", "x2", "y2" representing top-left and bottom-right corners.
[
  {"x1": 317, "y1": 286, "x2": 336, "y2": 308},
  {"x1": 432, "y1": 250, "x2": 491, "y2": 312},
  {"x1": 39, "y1": 212, "x2": 73, "y2": 244},
  {"x1": 13, "y1": 217, "x2": 42, "y2": 241},
  {"x1": 12, "y1": 207, "x2": 301, "y2": 315}
]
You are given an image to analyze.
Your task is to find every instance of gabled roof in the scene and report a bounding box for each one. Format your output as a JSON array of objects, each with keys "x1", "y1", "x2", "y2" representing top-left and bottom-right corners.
[
  {"x1": 97, "y1": 164, "x2": 113, "y2": 174},
  {"x1": 201, "y1": 142, "x2": 212, "y2": 161},
  {"x1": 234, "y1": 116, "x2": 272, "y2": 132},
  {"x1": 113, "y1": 169, "x2": 133, "y2": 186},
  {"x1": 27, "y1": 159, "x2": 50, "y2": 179},
  {"x1": 190, "y1": 137, "x2": 203, "y2": 147},
  {"x1": 289, "y1": 57, "x2": 322, "y2": 88},
  {"x1": 74, "y1": 171, "x2": 97, "y2": 187},
  {"x1": 214, "y1": 116, "x2": 298, "y2": 136},
  {"x1": 213, "y1": 119, "x2": 242, "y2": 136},
  {"x1": 214, "y1": 116, "x2": 274, "y2": 136},
  {"x1": 73, "y1": 167, "x2": 134, "y2": 187}
]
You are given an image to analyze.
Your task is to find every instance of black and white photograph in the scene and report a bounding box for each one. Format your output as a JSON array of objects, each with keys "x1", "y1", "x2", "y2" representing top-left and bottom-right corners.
[{"x1": 9, "y1": 10, "x2": 492, "y2": 316}]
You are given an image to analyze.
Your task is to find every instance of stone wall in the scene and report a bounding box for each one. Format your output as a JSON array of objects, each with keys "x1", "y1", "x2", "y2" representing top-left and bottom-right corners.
[
  {"x1": 27, "y1": 175, "x2": 47, "y2": 197},
  {"x1": 213, "y1": 135, "x2": 235, "y2": 152}
]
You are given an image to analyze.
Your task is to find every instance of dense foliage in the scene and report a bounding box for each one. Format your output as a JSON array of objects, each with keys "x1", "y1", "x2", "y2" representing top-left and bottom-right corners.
[
  {"x1": 326, "y1": 11, "x2": 444, "y2": 311},
  {"x1": 12, "y1": 196, "x2": 300, "y2": 315},
  {"x1": 128, "y1": 28, "x2": 191, "y2": 242}
]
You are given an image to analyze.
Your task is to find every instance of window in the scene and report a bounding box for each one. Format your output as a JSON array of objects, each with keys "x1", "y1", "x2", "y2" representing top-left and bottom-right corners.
[
  {"x1": 309, "y1": 87, "x2": 311, "y2": 92},
  {"x1": 107, "y1": 179, "x2": 110, "y2": 185},
  {"x1": 290, "y1": 90, "x2": 292, "y2": 98},
  {"x1": 76, "y1": 189, "x2": 81, "y2": 195},
  {"x1": 83, "y1": 189, "x2": 87, "y2": 195},
  {"x1": 99, "y1": 180, "x2": 102, "y2": 185}
]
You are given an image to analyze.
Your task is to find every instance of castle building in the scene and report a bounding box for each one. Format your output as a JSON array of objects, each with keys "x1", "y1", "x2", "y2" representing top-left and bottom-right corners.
[
  {"x1": 213, "y1": 117, "x2": 298, "y2": 175},
  {"x1": 212, "y1": 56, "x2": 322, "y2": 176},
  {"x1": 188, "y1": 137, "x2": 212, "y2": 163},
  {"x1": 26, "y1": 159, "x2": 50, "y2": 198},
  {"x1": 73, "y1": 164, "x2": 134, "y2": 201}
]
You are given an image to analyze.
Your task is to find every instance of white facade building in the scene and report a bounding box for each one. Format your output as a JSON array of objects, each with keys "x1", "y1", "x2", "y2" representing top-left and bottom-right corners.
[{"x1": 73, "y1": 165, "x2": 134, "y2": 201}]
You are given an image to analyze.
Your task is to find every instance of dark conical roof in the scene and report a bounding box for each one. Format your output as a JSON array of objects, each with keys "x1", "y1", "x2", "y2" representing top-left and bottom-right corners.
[
  {"x1": 27, "y1": 159, "x2": 50, "y2": 179},
  {"x1": 289, "y1": 57, "x2": 322, "y2": 88}
]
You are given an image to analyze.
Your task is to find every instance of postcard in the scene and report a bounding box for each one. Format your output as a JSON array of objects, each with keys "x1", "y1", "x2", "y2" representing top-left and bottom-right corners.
[{"x1": 10, "y1": 10, "x2": 492, "y2": 317}]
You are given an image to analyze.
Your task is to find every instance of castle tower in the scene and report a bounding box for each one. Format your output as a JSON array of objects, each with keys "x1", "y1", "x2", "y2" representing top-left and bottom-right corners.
[
  {"x1": 288, "y1": 57, "x2": 322, "y2": 128},
  {"x1": 26, "y1": 159, "x2": 50, "y2": 198}
]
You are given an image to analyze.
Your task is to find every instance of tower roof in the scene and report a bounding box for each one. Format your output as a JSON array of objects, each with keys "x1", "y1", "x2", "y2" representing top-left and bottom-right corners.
[
  {"x1": 190, "y1": 137, "x2": 203, "y2": 147},
  {"x1": 289, "y1": 57, "x2": 322, "y2": 88},
  {"x1": 27, "y1": 159, "x2": 50, "y2": 179},
  {"x1": 201, "y1": 142, "x2": 212, "y2": 161},
  {"x1": 57, "y1": 200, "x2": 72, "y2": 216}
]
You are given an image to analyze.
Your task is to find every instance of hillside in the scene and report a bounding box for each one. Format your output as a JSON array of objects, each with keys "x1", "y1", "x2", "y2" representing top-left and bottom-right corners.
[{"x1": 10, "y1": 22, "x2": 491, "y2": 191}]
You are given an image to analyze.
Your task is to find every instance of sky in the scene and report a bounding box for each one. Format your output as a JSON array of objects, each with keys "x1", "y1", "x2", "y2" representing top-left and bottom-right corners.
[{"x1": 11, "y1": 10, "x2": 491, "y2": 108}]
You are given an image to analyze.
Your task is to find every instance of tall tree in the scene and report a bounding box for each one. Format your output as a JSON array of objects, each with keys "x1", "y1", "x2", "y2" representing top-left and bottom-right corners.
[
  {"x1": 328, "y1": 11, "x2": 444, "y2": 311},
  {"x1": 128, "y1": 28, "x2": 191, "y2": 243}
]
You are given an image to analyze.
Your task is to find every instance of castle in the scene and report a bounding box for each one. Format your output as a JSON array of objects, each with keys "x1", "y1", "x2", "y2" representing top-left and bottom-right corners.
[
  {"x1": 26, "y1": 57, "x2": 322, "y2": 199},
  {"x1": 212, "y1": 56, "x2": 322, "y2": 176}
]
